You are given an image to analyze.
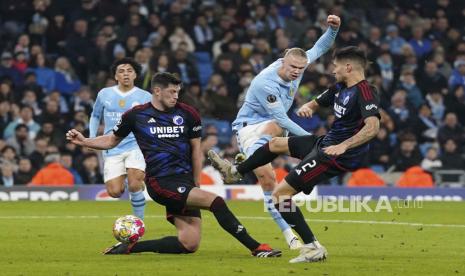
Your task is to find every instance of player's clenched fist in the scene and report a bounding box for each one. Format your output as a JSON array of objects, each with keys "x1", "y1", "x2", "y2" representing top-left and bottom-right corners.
[
  {"x1": 297, "y1": 104, "x2": 313, "y2": 117},
  {"x1": 66, "y1": 129, "x2": 85, "y2": 145},
  {"x1": 327, "y1": 15, "x2": 341, "y2": 29}
]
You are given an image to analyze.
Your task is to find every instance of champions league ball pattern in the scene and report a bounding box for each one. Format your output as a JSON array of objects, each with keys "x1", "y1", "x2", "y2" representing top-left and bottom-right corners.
[{"x1": 112, "y1": 215, "x2": 145, "y2": 243}]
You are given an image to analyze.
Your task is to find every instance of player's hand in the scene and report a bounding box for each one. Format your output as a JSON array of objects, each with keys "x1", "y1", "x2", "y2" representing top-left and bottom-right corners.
[
  {"x1": 327, "y1": 15, "x2": 341, "y2": 29},
  {"x1": 323, "y1": 143, "x2": 347, "y2": 156},
  {"x1": 297, "y1": 104, "x2": 313, "y2": 117},
  {"x1": 66, "y1": 129, "x2": 86, "y2": 146}
]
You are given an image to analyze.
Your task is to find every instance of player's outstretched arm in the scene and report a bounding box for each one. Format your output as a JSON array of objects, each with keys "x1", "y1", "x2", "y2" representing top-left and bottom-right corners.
[
  {"x1": 306, "y1": 15, "x2": 341, "y2": 63},
  {"x1": 324, "y1": 116, "x2": 380, "y2": 156},
  {"x1": 66, "y1": 129, "x2": 123, "y2": 150}
]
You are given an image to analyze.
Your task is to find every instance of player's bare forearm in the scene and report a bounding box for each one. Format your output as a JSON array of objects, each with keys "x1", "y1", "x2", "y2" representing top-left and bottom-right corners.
[
  {"x1": 66, "y1": 129, "x2": 122, "y2": 150},
  {"x1": 190, "y1": 138, "x2": 202, "y2": 187},
  {"x1": 83, "y1": 135, "x2": 122, "y2": 150},
  {"x1": 341, "y1": 116, "x2": 380, "y2": 149}
]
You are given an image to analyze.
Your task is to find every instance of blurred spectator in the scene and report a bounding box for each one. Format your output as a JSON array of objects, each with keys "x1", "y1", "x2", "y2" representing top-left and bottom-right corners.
[
  {"x1": 397, "y1": 68, "x2": 424, "y2": 109},
  {"x1": 208, "y1": 85, "x2": 237, "y2": 121},
  {"x1": 3, "y1": 105, "x2": 40, "y2": 140},
  {"x1": 36, "y1": 121, "x2": 65, "y2": 149},
  {"x1": 0, "y1": 100, "x2": 13, "y2": 138},
  {"x1": 15, "y1": 157, "x2": 36, "y2": 184},
  {"x1": 421, "y1": 147, "x2": 442, "y2": 172},
  {"x1": 387, "y1": 89, "x2": 415, "y2": 133},
  {"x1": 6, "y1": 124, "x2": 35, "y2": 156},
  {"x1": 65, "y1": 19, "x2": 92, "y2": 82},
  {"x1": 0, "y1": 145, "x2": 18, "y2": 169},
  {"x1": 28, "y1": 53, "x2": 55, "y2": 93},
  {"x1": 440, "y1": 139, "x2": 465, "y2": 169},
  {"x1": 0, "y1": 161, "x2": 16, "y2": 187},
  {"x1": 169, "y1": 27, "x2": 195, "y2": 53},
  {"x1": 201, "y1": 134, "x2": 219, "y2": 156},
  {"x1": 438, "y1": 112, "x2": 464, "y2": 147},
  {"x1": 448, "y1": 59, "x2": 465, "y2": 91},
  {"x1": 390, "y1": 133, "x2": 422, "y2": 172},
  {"x1": 368, "y1": 127, "x2": 392, "y2": 169},
  {"x1": 78, "y1": 153, "x2": 103, "y2": 184},
  {"x1": 173, "y1": 48, "x2": 198, "y2": 85},
  {"x1": 0, "y1": 81, "x2": 15, "y2": 102},
  {"x1": 425, "y1": 90, "x2": 445, "y2": 123},
  {"x1": 0, "y1": 52, "x2": 22, "y2": 87},
  {"x1": 21, "y1": 89, "x2": 42, "y2": 116},
  {"x1": 383, "y1": 24, "x2": 407, "y2": 55},
  {"x1": 409, "y1": 25, "x2": 432, "y2": 58},
  {"x1": 445, "y1": 85, "x2": 465, "y2": 125},
  {"x1": 412, "y1": 104, "x2": 438, "y2": 143},
  {"x1": 193, "y1": 15, "x2": 213, "y2": 52},
  {"x1": 29, "y1": 137, "x2": 48, "y2": 170},
  {"x1": 417, "y1": 61, "x2": 448, "y2": 95},
  {"x1": 54, "y1": 56, "x2": 81, "y2": 99},
  {"x1": 60, "y1": 151, "x2": 83, "y2": 185},
  {"x1": 30, "y1": 153, "x2": 74, "y2": 186}
]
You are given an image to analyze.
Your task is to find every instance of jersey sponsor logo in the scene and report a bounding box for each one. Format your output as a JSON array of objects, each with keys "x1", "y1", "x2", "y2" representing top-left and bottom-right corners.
[
  {"x1": 343, "y1": 95, "x2": 350, "y2": 105},
  {"x1": 334, "y1": 103, "x2": 347, "y2": 118},
  {"x1": 365, "y1": 104, "x2": 378, "y2": 110},
  {"x1": 173, "y1": 115, "x2": 184, "y2": 126},
  {"x1": 150, "y1": 126, "x2": 185, "y2": 138},
  {"x1": 192, "y1": 125, "x2": 202, "y2": 132},
  {"x1": 296, "y1": 159, "x2": 317, "y2": 175},
  {"x1": 147, "y1": 118, "x2": 156, "y2": 123}
]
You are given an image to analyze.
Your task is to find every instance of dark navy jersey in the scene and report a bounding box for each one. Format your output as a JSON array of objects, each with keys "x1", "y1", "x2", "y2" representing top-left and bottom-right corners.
[
  {"x1": 315, "y1": 80, "x2": 380, "y2": 169},
  {"x1": 113, "y1": 102, "x2": 202, "y2": 178}
]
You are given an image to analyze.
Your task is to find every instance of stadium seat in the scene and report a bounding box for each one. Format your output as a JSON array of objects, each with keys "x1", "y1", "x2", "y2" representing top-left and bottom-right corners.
[
  {"x1": 194, "y1": 52, "x2": 213, "y2": 87},
  {"x1": 396, "y1": 166, "x2": 434, "y2": 187},
  {"x1": 347, "y1": 168, "x2": 385, "y2": 187}
]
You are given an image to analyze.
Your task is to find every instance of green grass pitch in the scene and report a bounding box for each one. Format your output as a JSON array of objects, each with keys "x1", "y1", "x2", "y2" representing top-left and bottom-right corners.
[{"x1": 1, "y1": 200, "x2": 464, "y2": 275}]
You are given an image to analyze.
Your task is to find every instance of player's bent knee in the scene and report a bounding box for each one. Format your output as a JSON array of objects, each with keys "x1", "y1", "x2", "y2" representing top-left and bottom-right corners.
[
  {"x1": 178, "y1": 235, "x2": 200, "y2": 253},
  {"x1": 106, "y1": 185, "x2": 124, "y2": 198}
]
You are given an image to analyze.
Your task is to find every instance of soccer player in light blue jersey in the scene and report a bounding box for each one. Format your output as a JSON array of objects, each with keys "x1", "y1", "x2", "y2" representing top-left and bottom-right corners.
[
  {"x1": 89, "y1": 58, "x2": 152, "y2": 220},
  {"x1": 209, "y1": 15, "x2": 341, "y2": 250}
]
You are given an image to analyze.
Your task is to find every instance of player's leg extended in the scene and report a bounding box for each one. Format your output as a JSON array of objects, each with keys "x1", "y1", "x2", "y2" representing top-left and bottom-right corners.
[
  {"x1": 186, "y1": 187, "x2": 281, "y2": 257},
  {"x1": 104, "y1": 154, "x2": 127, "y2": 197},
  {"x1": 127, "y1": 168, "x2": 146, "y2": 220},
  {"x1": 254, "y1": 163, "x2": 302, "y2": 249},
  {"x1": 126, "y1": 149, "x2": 147, "y2": 220},
  {"x1": 130, "y1": 216, "x2": 201, "y2": 254},
  {"x1": 208, "y1": 136, "x2": 307, "y2": 183}
]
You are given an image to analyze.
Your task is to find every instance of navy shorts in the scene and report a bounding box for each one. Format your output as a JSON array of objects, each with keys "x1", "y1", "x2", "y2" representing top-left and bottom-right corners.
[
  {"x1": 145, "y1": 173, "x2": 201, "y2": 224},
  {"x1": 285, "y1": 135, "x2": 347, "y2": 194}
]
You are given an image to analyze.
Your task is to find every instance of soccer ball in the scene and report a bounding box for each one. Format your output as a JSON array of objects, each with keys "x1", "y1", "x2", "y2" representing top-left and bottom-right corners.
[{"x1": 112, "y1": 215, "x2": 145, "y2": 243}]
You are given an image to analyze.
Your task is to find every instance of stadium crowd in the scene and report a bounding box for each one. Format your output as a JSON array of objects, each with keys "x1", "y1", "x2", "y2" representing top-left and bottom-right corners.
[{"x1": 0, "y1": 0, "x2": 464, "y2": 186}]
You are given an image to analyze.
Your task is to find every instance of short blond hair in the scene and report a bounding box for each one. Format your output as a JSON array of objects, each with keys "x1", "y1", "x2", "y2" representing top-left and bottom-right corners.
[{"x1": 284, "y1": 48, "x2": 307, "y2": 59}]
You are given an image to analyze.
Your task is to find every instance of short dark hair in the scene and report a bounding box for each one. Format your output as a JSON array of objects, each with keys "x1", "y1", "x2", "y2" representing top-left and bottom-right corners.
[
  {"x1": 151, "y1": 72, "x2": 182, "y2": 89},
  {"x1": 333, "y1": 46, "x2": 368, "y2": 69},
  {"x1": 110, "y1": 57, "x2": 142, "y2": 78}
]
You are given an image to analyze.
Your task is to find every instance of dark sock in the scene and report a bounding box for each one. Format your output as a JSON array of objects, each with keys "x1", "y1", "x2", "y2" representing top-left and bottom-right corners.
[
  {"x1": 275, "y1": 200, "x2": 316, "y2": 244},
  {"x1": 131, "y1": 236, "x2": 193, "y2": 254},
  {"x1": 210, "y1": 197, "x2": 260, "y2": 251},
  {"x1": 237, "y1": 143, "x2": 278, "y2": 175}
]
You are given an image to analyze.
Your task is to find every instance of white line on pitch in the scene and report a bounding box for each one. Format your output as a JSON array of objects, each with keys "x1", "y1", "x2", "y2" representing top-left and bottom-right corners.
[{"x1": 0, "y1": 215, "x2": 464, "y2": 229}]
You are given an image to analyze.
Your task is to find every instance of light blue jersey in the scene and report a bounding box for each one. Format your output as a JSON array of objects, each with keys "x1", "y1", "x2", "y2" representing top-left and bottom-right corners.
[
  {"x1": 232, "y1": 27, "x2": 339, "y2": 136},
  {"x1": 89, "y1": 86, "x2": 152, "y2": 157}
]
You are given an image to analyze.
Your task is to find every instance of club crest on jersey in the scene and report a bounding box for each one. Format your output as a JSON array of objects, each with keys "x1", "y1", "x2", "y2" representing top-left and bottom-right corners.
[
  {"x1": 173, "y1": 115, "x2": 184, "y2": 125},
  {"x1": 267, "y1": 95, "x2": 277, "y2": 103},
  {"x1": 343, "y1": 95, "x2": 350, "y2": 105},
  {"x1": 118, "y1": 99, "x2": 126, "y2": 107}
]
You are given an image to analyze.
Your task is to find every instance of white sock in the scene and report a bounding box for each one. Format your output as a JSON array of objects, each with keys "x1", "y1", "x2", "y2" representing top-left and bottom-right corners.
[{"x1": 283, "y1": 228, "x2": 298, "y2": 245}]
